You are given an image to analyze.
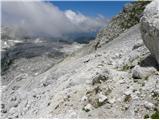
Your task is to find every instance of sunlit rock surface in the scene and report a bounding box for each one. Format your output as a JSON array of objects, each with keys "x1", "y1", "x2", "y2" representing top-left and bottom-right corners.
[{"x1": 140, "y1": 0, "x2": 159, "y2": 63}]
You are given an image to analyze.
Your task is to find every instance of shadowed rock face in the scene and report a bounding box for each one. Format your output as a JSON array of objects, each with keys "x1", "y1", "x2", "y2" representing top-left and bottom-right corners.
[{"x1": 140, "y1": 0, "x2": 159, "y2": 64}]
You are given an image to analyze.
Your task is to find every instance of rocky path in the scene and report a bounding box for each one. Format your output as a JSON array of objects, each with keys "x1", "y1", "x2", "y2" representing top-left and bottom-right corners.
[{"x1": 1, "y1": 24, "x2": 159, "y2": 118}]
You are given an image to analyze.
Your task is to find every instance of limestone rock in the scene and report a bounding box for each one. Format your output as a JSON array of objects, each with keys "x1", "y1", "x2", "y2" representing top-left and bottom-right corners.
[
  {"x1": 83, "y1": 104, "x2": 93, "y2": 112},
  {"x1": 140, "y1": 0, "x2": 159, "y2": 63},
  {"x1": 144, "y1": 101, "x2": 155, "y2": 109},
  {"x1": 81, "y1": 96, "x2": 88, "y2": 102},
  {"x1": 97, "y1": 92, "x2": 108, "y2": 103},
  {"x1": 132, "y1": 65, "x2": 156, "y2": 79}
]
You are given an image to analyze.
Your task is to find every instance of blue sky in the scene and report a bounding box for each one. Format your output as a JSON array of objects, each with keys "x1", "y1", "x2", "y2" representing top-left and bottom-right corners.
[{"x1": 51, "y1": 1, "x2": 131, "y2": 18}]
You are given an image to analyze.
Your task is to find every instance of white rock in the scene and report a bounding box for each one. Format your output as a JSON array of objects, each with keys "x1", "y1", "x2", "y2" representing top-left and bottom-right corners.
[
  {"x1": 8, "y1": 107, "x2": 18, "y2": 118},
  {"x1": 140, "y1": 0, "x2": 159, "y2": 63},
  {"x1": 118, "y1": 80, "x2": 125, "y2": 84},
  {"x1": 135, "y1": 91, "x2": 140, "y2": 95},
  {"x1": 68, "y1": 111, "x2": 77, "y2": 118},
  {"x1": 144, "y1": 101, "x2": 154, "y2": 109},
  {"x1": 83, "y1": 104, "x2": 93, "y2": 112},
  {"x1": 97, "y1": 64, "x2": 103, "y2": 68},
  {"x1": 81, "y1": 96, "x2": 88, "y2": 102},
  {"x1": 111, "y1": 53, "x2": 121, "y2": 59},
  {"x1": 35, "y1": 73, "x2": 38, "y2": 76},
  {"x1": 132, "y1": 65, "x2": 156, "y2": 79},
  {"x1": 131, "y1": 94, "x2": 139, "y2": 100},
  {"x1": 108, "y1": 97, "x2": 116, "y2": 104},
  {"x1": 117, "y1": 97, "x2": 122, "y2": 102},
  {"x1": 98, "y1": 92, "x2": 108, "y2": 103},
  {"x1": 124, "y1": 90, "x2": 132, "y2": 96}
]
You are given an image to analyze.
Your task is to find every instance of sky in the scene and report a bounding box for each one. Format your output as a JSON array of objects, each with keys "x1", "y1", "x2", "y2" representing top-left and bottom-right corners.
[
  {"x1": 2, "y1": 1, "x2": 130, "y2": 39},
  {"x1": 52, "y1": 1, "x2": 130, "y2": 18}
]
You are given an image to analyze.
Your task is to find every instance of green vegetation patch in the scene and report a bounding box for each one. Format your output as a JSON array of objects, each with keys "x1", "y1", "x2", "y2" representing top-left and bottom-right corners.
[{"x1": 151, "y1": 111, "x2": 159, "y2": 119}]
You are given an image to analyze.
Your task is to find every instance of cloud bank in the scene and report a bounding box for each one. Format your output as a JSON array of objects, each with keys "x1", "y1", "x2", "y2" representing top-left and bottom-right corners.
[{"x1": 2, "y1": 1, "x2": 108, "y2": 39}]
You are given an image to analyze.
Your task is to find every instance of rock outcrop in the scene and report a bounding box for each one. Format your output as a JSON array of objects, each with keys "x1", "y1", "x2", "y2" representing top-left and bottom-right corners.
[
  {"x1": 94, "y1": 1, "x2": 150, "y2": 49},
  {"x1": 140, "y1": 0, "x2": 159, "y2": 63}
]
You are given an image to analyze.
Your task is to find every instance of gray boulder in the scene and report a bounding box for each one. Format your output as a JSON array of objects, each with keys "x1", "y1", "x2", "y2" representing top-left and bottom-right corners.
[
  {"x1": 132, "y1": 65, "x2": 157, "y2": 79},
  {"x1": 140, "y1": 0, "x2": 159, "y2": 63}
]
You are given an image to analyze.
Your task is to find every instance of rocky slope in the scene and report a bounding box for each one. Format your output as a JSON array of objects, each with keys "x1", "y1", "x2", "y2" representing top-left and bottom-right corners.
[
  {"x1": 1, "y1": 38, "x2": 84, "y2": 85},
  {"x1": 93, "y1": 1, "x2": 150, "y2": 49},
  {"x1": 1, "y1": 1, "x2": 159, "y2": 119}
]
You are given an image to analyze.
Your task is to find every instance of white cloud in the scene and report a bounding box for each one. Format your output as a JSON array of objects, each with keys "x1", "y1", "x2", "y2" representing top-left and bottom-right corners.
[{"x1": 2, "y1": 1, "x2": 108, "y2": 38}]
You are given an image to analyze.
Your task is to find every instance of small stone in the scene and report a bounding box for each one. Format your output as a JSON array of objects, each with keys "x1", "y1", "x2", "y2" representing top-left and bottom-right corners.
[
  {"x1": 86, "y1": 79, "x2": 92, "y2": 84},
  {"x1": 98, "y1": 92, "x2": 108, "y2": 103},
  {"x1": 35, "y1": 73, "x2": 38, "y2": 76},
  {"x1": 47, "y1": 102, "x2": 51, "y2": 106},
  {"x1": 95, "y1": 54, "x2": 102, "y2": 57},
  {"x1": 107, "y1": 59, "x2": 112, "y2": 65},
  {"x1": 135, "y1": 91, "x2": 140, "y2": 95},
  {"x1": 97, "y1": 64, "x2": 103, "y2": 68},
  {"x1": 1, "y1": 104, "x2": 7, "y2": 113},
  {"x1": 13, "y1": 102, "x2": 19, "y2": 108},
  {"x1": 1, "y1": 104, "x2": 5, "y2": 109},
  {"x1": 10, "y1": 96, "x2": 17, "y2": 101},
  {"x1": 108, "y1": 97, "x2": 115, "y2": 104},
  {"x1": 144, "y1": 101, "x2": 154, "y2": 109},
  {"x1": 1, "y1": 109, "x2": 7, "y2": 113},
  {"x1": 68, "y1": 110, "x2": 77, "y2": 118},
  {"x1": 92, "y1": 73, "x2": 108, "y2": 85},
  {"x1": 83, "y1": 104, "x2": 93, "y2": 112},
  {"x1": 133, "y1": 79, "x2": 138, "y2": 83},
  {"x1": 113, "y1": 53, "x2": 122, "y2": 59},
  {"x1": 124, "y1": 104, "x2": 129, "y2": 110},
  {"x1": 117, "y1": 97, "x2": 122, "y2": 102},
  {"x1": 134, "y1": 107, "x2": 139, "y2": 113},
  {"x1": 132, "y1": 94, "x2": 139, "y2": 100},
  {"x1": 132, "y1": 42, "x2": 143, "y2": 50},
  {"x1": 118, "y1": 80, "x2": 125, "y2": 84},
  {"x1": 124, "y1": 90, "x2": 132, "y2": 96},
  {"x1": 41, "y1": 81, "x2": 50, "y2": 87},
  {"x1": 8, "y1": 107, "x2": 18, "y2": 118},
  {"x1": 12, "y1": 86, "x2": 20, "y2": 90},
  {"x1": 121, "y1": 104, "x2": 129, "y2": 111},
  {"x1": 81, "y1": 96, "x2": 88, "y2": 102}
]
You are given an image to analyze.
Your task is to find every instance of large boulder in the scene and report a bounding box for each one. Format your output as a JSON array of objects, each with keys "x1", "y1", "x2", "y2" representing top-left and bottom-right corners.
[{"x1": 140, "y1": 0, "x2": 159, "y2": 63}]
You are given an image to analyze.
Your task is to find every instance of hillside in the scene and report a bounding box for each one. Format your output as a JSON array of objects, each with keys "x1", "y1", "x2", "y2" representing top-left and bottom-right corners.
[{"x1": 1, "y1": 0, "x2": 159, "y2": 119}]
